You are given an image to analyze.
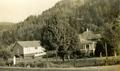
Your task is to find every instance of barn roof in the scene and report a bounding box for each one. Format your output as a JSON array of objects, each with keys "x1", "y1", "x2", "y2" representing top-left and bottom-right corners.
[{"x1": 17, "y1": 41, "x2": 41, "y2": 47}]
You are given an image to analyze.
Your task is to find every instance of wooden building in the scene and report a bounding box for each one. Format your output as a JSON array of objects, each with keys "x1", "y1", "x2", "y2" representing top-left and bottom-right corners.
[
  {"x1": 79, "y1": 29, "x2": 101, "y2": 56},
  {"x1": 12, "y1": 41, "x2": 46, "y2": 58}
]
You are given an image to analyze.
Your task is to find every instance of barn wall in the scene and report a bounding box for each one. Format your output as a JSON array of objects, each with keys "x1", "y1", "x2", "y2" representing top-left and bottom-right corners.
[
  {"x1": 23, "y1": 46, "x2": 45, "y2": 55},
  {"x1": 13, "y1": 43, "x2": 23, "y2": 56}
]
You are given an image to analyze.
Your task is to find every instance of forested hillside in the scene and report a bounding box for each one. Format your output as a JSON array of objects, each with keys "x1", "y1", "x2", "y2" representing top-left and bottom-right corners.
[
  {"x1": 0, "y1": 22, "x2": 14, "y2": 31},
  {"x1": 0, "y1": 0, "x2": 120, "y2": 56}
]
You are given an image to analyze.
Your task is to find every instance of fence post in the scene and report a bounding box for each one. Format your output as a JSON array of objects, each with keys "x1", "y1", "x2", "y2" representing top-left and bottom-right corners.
[{"x1": 73, "y1": 55, "x2": 77, "y2": 67}]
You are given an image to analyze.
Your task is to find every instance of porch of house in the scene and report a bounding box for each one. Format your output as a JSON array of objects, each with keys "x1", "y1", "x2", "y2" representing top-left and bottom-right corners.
[{"x1": 80, "y1": 42, "x2": 96, "y2": 57}]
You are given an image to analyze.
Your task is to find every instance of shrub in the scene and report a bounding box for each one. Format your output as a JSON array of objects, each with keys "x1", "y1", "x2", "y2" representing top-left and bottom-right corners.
[
  {"x1": 6, "y1": 60, "x2": 13, "y2": 66},
  {"x1": 16, "y1": 62, "x2": 26, "y2": 67},
  {"x1": 43, "y1": 51, "x2": 56, "y2": 58},
  {"x1": 0, "y1": 49, "x2": 12, "y2": 61},
  {"x1": 26, "y1": 62, "x2": 35, "y2": 67},
  {"x1": 0, "y1": 61, "x2": 6, "y2": 66},
  {"x1": 36, "y1": 62, "x2": 48, "y2": 68}
]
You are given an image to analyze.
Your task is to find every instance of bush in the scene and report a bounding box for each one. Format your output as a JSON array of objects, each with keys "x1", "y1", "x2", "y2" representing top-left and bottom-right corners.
[
  {"x1": 43, "y1": 51, "x2": 56, "y2": 58},
  {"x1": 93, "y1": 57, "x2": 120, "y2": 66},
  {"x1": 6, "y1": 60, "x2": 13, "y2": 66},
  {"x1": 14, "y1": 57, "x2": 120, "y2": 68},
  {"x1": 26, "y1": 62, "x2": 35, "y2": 67},
  {"x1": 16, "y1": 62, "x2": 26, "y2": 67},
  {"x1": 0, "y1": 49, "x2": 12, "y2": 60},
  {"x1": 0, "y1": 59, "x2": 13, "y2": 66},
  {"x1": 36, "y1": 62, "x2": 48, "y2": 68},
  {"x1": 0, "y1": 61, "x2": 6, "y2": 66}
]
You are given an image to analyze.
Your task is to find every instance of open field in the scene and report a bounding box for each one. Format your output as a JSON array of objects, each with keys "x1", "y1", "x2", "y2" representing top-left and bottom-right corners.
[
  {"x1": 16, "y1": 56, "x2": 120, "y2": 67},
  {"x1": 0, "y1": 65, "x2": 120, "y2": 71},
  {"x1": 3, "y1": 56, "x2": 120, "y2": 68}
]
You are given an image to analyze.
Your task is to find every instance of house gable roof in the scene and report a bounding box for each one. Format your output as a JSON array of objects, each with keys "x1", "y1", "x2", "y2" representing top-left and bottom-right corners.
[
  {"x1": 17, "y1": 41, "x2": 41, "y2": 47},
  {"x1": 80, "y1": 30, "x2": 101, "y2": 40},
  {"x1": 79, "y1": 30, "x2": 102, "y2": 44}
]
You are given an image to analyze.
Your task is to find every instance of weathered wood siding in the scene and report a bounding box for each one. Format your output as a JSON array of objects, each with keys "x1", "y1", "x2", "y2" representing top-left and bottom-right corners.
[{"x1": 13, "y1": 43, "x2": 23, "y2": 55}]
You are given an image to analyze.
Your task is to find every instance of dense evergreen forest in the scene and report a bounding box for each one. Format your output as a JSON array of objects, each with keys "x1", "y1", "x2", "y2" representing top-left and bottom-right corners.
[
  {"x1": 0, "y1": 0, "x2": 120, "y2": 59},
  {"x1": 0, "y1": 22, "x2": 14, "y2": 31}
]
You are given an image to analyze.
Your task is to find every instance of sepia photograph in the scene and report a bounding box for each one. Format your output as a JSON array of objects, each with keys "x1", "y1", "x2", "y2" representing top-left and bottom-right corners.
[{"x1": 0, "y1": 0, "x2": 120, "y2": 71}]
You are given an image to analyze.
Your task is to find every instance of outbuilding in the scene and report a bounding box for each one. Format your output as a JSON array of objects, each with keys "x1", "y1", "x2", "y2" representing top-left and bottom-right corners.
[{"x1": 12, "y1": 41, "x2": 46, "y2": 58}]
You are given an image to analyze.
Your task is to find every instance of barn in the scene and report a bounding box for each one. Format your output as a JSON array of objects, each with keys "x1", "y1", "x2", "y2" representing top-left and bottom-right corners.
[{"x1": 12, "y1": 41, "x2": 46, "y2": 58}]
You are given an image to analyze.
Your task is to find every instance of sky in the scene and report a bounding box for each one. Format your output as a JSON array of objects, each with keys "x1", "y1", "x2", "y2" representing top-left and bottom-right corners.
[{"x1": 0, "y1": 0, "x2": 61, "y2": 23}]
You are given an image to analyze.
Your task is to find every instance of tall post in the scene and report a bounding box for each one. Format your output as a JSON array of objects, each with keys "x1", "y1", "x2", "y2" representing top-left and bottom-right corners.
[
  {"x1": 105, "y1": 42, "x2": 108, "y2": 65},
  {"x1": 56, "y1": 47, "x2": 58, "y2": 61},
  {"x1": 114, "y1": 51, "x2": 117, "y2": 57},
  {"x1": 13, "y1": 56, "x2": 16, "y2": 65}
]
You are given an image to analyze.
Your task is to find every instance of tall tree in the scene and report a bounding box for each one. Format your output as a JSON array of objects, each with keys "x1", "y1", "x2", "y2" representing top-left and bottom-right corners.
[{"x1": 41, "y1": 15, "x2": 80, "y2": 60}]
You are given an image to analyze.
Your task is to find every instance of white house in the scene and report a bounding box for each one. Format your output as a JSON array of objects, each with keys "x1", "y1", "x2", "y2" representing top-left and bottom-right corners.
[
  {"x1": 79, "y1": 29, "x2": 101, "y2": 56},
  {"x1": 12, "y1": 41, "x2": 46, "y2": 58}
]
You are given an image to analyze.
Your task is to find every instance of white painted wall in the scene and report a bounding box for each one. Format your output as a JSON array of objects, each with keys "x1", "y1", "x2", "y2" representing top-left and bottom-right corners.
[{"x1": 23, "y1": 46, "x2": 45, "y2": 54}]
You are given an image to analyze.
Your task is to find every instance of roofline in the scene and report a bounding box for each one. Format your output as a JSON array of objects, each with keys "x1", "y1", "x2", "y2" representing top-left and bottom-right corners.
[{"x1": 16, "y1": 41, "x2": 41, "y2": 48}]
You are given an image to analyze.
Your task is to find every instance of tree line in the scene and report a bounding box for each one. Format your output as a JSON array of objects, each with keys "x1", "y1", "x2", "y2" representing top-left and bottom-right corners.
[{"x1": 0, "y1": 0, "x2": 120, "y2": 60}]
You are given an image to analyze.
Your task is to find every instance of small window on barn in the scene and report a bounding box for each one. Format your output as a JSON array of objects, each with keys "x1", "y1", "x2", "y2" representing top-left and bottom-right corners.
[{"x1": 35, "y1": 47, "x2": 38, "y2": 49}]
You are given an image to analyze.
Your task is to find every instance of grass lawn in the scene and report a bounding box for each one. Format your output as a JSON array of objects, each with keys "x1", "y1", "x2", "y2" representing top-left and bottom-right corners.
[
  {"x1": 0, "y1": 68, "x2": 94, "y2": 71},
  {"x1": 4, "y1": 56, "x2": 120, "y2": 68},
  {"x1": 0, "y1": 68, "x2": 99, "y2": 71},
  {"x1": 0, "y1": 65, "x2": 120, "y2": 71}
]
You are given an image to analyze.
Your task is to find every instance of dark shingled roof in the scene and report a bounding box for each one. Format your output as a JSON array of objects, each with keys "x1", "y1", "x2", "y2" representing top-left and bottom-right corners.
[
  {"x1": 17, "y1": 41, "x2": 41, "y2": 47},
  {"x1": 79, "y1": 30, "x2": 102, "y2": 44},
  {"x1": 80, "y1": 30, "x2": 101, "y2": 40}
]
